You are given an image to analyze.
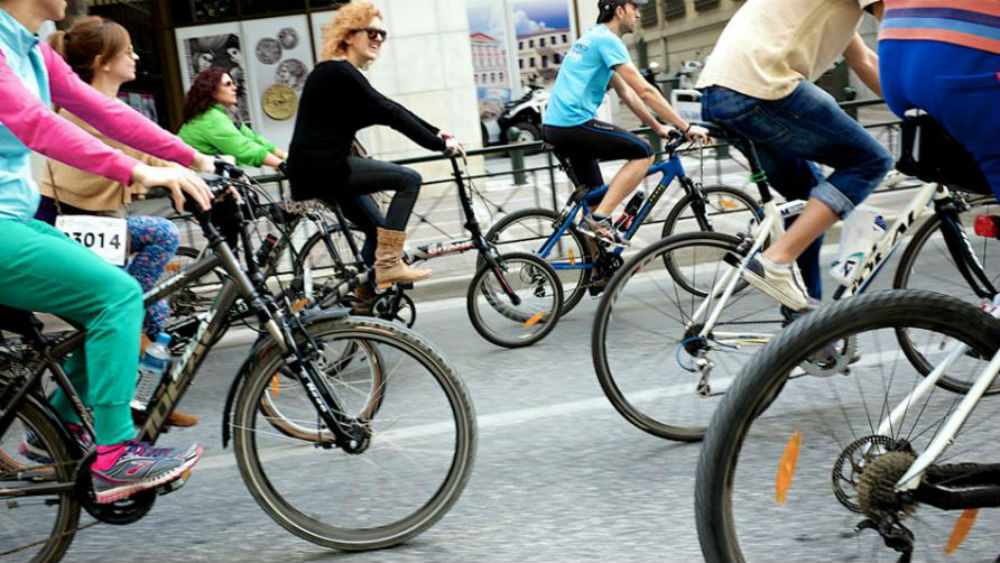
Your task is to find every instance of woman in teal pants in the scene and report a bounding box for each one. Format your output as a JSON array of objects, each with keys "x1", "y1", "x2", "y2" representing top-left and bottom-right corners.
[{"x1": 0, "y1": 0, "x2": 213, "y2": 504}]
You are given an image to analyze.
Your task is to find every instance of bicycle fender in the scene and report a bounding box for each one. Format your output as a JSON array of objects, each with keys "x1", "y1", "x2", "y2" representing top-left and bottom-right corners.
[{"x1": 220, "y1": 306, "x2": 352, "y2": 447}]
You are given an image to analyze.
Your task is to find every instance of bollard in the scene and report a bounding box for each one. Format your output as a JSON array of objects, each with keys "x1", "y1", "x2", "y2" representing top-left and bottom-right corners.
[{"x1": 507, "y1": 127, "x2": 527, "y2": 186}]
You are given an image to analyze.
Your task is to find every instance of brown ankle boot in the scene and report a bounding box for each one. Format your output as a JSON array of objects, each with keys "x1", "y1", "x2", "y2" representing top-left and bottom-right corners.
[
  {"x1": 166, "y1": 410, "x2": 200, "y2": 427},
  {"x1": 375, "y1": 227, "x2": 431, "y2": 289},
  {"x1": 351, "y1": 285, "x2": 374, "y2": 315}
]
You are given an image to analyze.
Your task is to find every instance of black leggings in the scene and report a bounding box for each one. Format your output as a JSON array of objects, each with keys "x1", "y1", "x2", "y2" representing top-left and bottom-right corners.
[{"x1": 321, "y1": 156, "x2": 422, "y2": 265}]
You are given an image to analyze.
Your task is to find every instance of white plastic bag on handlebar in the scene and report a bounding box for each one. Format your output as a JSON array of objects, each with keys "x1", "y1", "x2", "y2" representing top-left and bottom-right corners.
[{"x1": 830, "y1": 206, "x2": 886, "y2": 285}]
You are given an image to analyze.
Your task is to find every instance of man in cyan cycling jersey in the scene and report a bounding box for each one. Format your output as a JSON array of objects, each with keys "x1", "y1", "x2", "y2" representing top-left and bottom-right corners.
[
  {"x1": 698, "y1": 0, "x2": 892, "y2": 311},
  {"x1": 879, "y1": 1, "x2": 1000, "y2": 200},
  {"x1": 542, "y1": 0, "x2": 709, "y2": 247}
]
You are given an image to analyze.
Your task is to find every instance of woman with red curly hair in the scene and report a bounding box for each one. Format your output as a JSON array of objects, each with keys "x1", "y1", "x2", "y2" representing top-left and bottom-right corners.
[
  {"x1": 179, "y1": 67, "x2": 286, "y2": 172},
  {"x1": 287, "y1": 1, "x2": 464, "y2": 291}
]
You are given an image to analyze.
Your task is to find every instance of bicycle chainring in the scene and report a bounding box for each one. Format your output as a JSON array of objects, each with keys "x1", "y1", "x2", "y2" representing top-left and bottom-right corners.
[{"x1": 76, "y1": 452, "x2": 156, "y2": 525}]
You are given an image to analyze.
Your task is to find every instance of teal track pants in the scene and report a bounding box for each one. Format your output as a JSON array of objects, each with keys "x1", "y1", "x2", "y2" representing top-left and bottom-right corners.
[{"x1": 0, "y1": 218, "x2": 142, "y2": 445}]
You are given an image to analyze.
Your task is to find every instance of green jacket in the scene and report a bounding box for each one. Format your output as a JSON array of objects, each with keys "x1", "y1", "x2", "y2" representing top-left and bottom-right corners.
[{"x1": 178, "y1": 105, "x2": 276, "y2": 167}]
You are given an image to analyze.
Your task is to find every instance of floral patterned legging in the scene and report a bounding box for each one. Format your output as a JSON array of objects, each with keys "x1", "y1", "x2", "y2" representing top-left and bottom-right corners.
[{"x1": 125, "y1": 216, "x2": 179, "y2": 337}]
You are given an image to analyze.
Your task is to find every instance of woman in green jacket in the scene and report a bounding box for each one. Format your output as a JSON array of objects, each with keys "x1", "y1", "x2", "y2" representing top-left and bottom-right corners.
[{"x1": 178, "y1": 67, "x2": 286, "y2": 171}]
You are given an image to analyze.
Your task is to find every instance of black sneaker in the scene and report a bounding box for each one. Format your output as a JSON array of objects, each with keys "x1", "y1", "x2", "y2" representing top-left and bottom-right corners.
[{"x1": 578, "y1": 215, "x2": 626, "y2": 248}]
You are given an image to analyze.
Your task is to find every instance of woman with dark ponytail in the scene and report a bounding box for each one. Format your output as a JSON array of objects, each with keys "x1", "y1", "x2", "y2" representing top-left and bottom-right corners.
[{"x1": 38, "y1": 16, "x2": 201, "y2": 427}]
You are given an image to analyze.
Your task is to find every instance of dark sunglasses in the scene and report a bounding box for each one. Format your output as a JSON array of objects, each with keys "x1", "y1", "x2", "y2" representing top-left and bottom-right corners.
[{"x1": 355, "y1": 27, "x2": 388, "y2": 42}]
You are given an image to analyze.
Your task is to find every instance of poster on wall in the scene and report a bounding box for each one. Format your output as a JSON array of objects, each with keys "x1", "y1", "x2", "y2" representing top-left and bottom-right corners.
[
  {"x1": 241, "y1": 15, "x2": 313, "y2": 151},
  {"x1": 174, "y1": 23, "x2": 252, "y2": 128},
  {"x1": 512, "y1": 0, "x2": 575, "y2": 90},
  {"x1": 465, "y1": 0, "x2": 515, "y2": 126}
]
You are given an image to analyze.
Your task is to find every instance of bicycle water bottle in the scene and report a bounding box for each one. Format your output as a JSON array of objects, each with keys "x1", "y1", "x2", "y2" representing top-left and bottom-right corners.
[
  {"x1": 829, "y1": 211, "x2": 886, "y2": 285},
  {"x1": 131, "y1": 333, "x2": 172, "y2": 411},
  {"x1": 615, "y1": 190, "x2": 646, "y2": 232}
]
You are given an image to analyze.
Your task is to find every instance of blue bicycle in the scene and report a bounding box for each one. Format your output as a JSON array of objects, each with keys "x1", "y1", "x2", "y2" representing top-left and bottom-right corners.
[{"x1": 485, "y1": 132, "x2": 759, "y2": 314}]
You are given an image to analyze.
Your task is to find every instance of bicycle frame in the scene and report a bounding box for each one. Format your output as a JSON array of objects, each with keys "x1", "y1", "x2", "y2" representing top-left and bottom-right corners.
[
  {"x1": 691, "y1": 180, "x2": 996, "y2": 347},
  {"x1": 536, "y1": 152, "x2": 695, "y2": 270}
]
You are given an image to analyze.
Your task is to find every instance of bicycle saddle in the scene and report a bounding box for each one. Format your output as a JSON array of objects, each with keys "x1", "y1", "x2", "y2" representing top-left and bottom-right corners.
[
  {"x1": 897, "y1": 113, "x2": 991, "y2": 195},
  {"x1": 540, "y1": 143, "x2": 584, "y2": 188},
  {"x1": 0, "y1": 305, "x2": 43, "y2": 337}
]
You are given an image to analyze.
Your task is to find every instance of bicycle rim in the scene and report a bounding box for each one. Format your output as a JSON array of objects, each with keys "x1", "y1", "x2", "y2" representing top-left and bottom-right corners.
[
  {"x1": 0, "y1": 399, "x2": 79, "y2": 563},
  {"x1": 233, "y1": 318, "x2": 476, "y2": 550},
  {"x1": 697, "y1": 290, "x2": 1000, "y2": 563},
  {"x1": 593, "y1": 232, "x2": 782, "y2": 441},
  {"x1": 466, "y1": 252, "x2": 562, "y2": 348}
]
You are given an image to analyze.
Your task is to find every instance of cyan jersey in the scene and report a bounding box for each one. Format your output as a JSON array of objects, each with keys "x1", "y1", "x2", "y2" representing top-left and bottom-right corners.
[{"x1": 544, "y1": 24, "x2": 631, "y2": 127}]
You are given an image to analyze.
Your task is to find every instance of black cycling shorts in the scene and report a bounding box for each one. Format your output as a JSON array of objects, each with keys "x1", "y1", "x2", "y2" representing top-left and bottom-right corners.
[{"x1": 542, "y1": 119, "x2": 652, "y2": 188}]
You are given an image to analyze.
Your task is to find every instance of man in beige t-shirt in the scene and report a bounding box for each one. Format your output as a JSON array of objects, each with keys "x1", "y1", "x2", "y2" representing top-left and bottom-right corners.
[{"x1": 697, "y1": 0, "x2": 891, "y2": 311}]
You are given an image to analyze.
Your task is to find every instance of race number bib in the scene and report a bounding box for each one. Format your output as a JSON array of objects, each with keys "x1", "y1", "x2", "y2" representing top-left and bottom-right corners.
[{"x1": 55, "y1": 215, "x2": 128, "y2": 266}]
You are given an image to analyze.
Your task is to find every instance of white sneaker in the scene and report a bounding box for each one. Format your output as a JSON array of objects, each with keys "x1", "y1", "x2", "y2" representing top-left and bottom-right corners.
[{"x1": 741, "y1": 255, "x2": 815, "y2": 312}]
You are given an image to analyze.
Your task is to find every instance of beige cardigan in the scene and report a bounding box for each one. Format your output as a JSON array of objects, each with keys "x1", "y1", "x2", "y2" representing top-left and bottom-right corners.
[{"x1": 40, "y1": 107, "x2": 167, "y2": 212}]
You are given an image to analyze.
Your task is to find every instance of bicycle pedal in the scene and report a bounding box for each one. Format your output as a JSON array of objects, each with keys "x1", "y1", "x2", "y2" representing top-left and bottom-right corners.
[{"x1": 157, "y1": 470, "x2": 192, "y2": 496}]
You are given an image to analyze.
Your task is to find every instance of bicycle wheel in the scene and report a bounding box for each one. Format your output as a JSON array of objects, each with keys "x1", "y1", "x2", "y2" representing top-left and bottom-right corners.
[
  {"x1": 0, "y1": 397, "x2": 80, "y2": 563},
  {"x1": 696, "y1": 290, "x2": 1000, "y2": 563},
  {"x1": 293, "y1": 224, "x2": 368, "y2": 294},
  {"x1": 466, "y1": 252, "x2": 563, "y2": 348},
  {"x1": 484, "y1": 208, "x2": 593, "y2": 315},
  {"x1": 660, "y1": 184, "x2": 760, "y2": 239},
  {"x1": 258, "y1": 338, "x2": 386, "y2": 441},
  {"x1": 592, "y1": 232, "x2": 781, "y2": 441},
  {"x1": 232, "y1": 317, "x2": 476, "y2": 551},
  {"x1": 893, "y1": 194, "x2": 1000, "y2": 393}
]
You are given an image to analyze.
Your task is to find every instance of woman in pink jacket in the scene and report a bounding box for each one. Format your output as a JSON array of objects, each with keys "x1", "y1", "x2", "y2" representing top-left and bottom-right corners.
[{"x1": 0, "y1": 0, "x2": 210, "y2": 504}]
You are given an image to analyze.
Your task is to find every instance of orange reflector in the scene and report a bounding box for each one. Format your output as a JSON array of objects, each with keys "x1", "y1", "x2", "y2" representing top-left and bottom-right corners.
[
  {"x1": 270, "y1": 374, "x2": 281, "y2": 396},
  {"x1": 775, "y1": 431, "x2": 802, "y2": 505},
  {"x1": 945, "y1": 508, "x2": 979, "y2": 555},
  {"x1": 568, "y1": 249, "x2": 576, "y2": 265},
  {"x1": 181, "y1": 469, "x2": 191, "y2": 480},
  {"x1": 165, "y1": 262, "x2": 182, "y2": 272},
  {"x1": 522, "y1": 312, "x2": 545, "y2": 328},
  {"x1": 291, "y1": 298, "x2": 310, "y2": 311},
  {"x1": 718, "y1": 198, "x2": 739, "y2": 210}
]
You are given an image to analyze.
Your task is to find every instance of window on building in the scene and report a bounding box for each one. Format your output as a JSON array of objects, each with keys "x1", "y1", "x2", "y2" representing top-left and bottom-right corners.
[
  {"x1": 540, "y1": 38, "x2": 546, "y2": 47},
  {"x1": 490, "y1": 72, "x2": 496, "y2": 83},
  {"x1": 640, "y1": 1, "x2": 657, "y2": 27},
  {"x1": 530, "y1": 57, "x2": 536, "y2": 68},
  {"x1": 519, "y1": 41, "x2": 523, "y2": 50},
  {"x1": 519, "y1": 59, "x2": 524, "y2": 69},
  {"x1": 554, "y1": 53, "x2": 561, "y2": 64},
  {"x1": 664, "y1": 0, "x2": 686, "y2": 19},
  {"x1": 499, "y1": 71, "x2": 505, "y2": 81},
  {"x1": 694, "y1": 0, "x2": 721, "y2": 11},
  {"x1": 562, "y1": 34, "x2": 568, "y2": 43},
  {"x1": 529, "y1": 39, "x2": 534, "y2": 48},
  {"x1": 541, "y1": 55, "x2": 548, "y2": 68}
]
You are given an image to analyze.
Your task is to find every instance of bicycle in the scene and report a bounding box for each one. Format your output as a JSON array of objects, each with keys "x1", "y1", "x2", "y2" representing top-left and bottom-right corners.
[
  {"x1": 591, "y1": 116, "x2": 1000, "y2": 442},
  {"x1": 305, "y1": 155, "x2": 565, "y2": 349},
  {"x1": 484, "y1": 129, "x2": 760, "y2": 314},
  {"x1": 0, "y1": 169, "x2": 477, "y2": 562},
  {"x1": 695, "y1": 289, "x2": 1000, "y2": 563}
]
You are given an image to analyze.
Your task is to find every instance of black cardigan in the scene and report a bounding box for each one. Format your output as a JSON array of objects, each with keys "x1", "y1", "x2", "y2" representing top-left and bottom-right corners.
[{"x1": 287, "y1": 59, "x2": 446, "y2": 198}]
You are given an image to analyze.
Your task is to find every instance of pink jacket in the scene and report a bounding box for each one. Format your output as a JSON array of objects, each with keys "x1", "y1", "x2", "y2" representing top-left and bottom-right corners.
[{"x1": 0, "y1": 39, "x2": 195, "y2": 215}]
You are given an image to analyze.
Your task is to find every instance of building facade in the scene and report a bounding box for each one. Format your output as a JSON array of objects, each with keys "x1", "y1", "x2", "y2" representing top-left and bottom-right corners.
[
  {"x1": 470, "y1": 32, "x2": 511, "y2": 90},
  {"x1": 82, "y1": 0, "x2": 481, "y2": 164},
  {"x1": 516, "y1": 28, "x2": 571, "y2": 86}
]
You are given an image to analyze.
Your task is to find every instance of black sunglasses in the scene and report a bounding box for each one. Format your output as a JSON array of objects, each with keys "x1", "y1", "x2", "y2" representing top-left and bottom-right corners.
[{"x1": 355, "y1": 27, "x2": 388, "y2": 42}]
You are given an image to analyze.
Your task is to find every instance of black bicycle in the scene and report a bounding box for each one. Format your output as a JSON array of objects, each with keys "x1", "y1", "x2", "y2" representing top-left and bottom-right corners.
[
  {"x1": 0, "y1": 168, "x2": 477, "y2": 562},
  {"x1": 301, "y1": 156, "x2": 565, "y2": 348}
]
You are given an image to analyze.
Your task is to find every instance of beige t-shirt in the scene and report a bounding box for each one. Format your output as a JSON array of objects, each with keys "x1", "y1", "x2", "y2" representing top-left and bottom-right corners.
[{"x1": 696, "y1": 0, "x2": 879, "y2": 100}]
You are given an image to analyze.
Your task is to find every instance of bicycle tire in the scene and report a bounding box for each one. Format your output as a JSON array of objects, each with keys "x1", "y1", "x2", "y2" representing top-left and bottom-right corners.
[
  {"x1": 232, "y1": 317, "x2": 476, "y2": 551},
  {"x1": 892, "y1": 194, "x2": 1000, "y2": 394},
  {"x1": 695, "y1": 290, "x2": 1000, "y2": 563},
  {"x1": 466, "y1": 252, "x2": 563, "y2": 348},
  {"x1": 660, "y1": 184, "x2": 760, "y2": 240},
  {"x1": 484, "y1": 207, "x2": 593, "y2": 315},
  {"x1": 0, "y1": 398, "x2": 80, "y2": 563},
  {"x1": 592, "y1": 231, "x2": 773, "y2": 442}
]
